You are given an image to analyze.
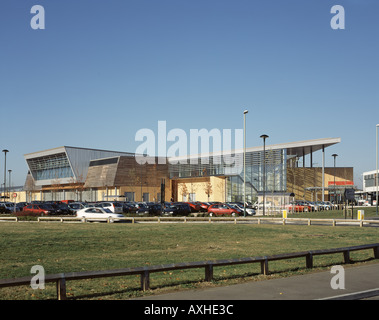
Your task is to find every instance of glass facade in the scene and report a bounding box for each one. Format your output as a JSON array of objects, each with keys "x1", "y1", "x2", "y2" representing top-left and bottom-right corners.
[
  {"x1": 27, "y1": 152, "x2": 73, "y2": 181},
  {"x1": 169, "y1": 148, "x2": 287, "y2": 202}
]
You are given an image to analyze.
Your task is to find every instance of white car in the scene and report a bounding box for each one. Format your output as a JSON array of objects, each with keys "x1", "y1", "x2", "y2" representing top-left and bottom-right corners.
[
  {"x1": 96, "y1": 202, "x2": 124, "y2": 213},
  {"x1": 76, "y1": 207, "x2": 124, "y2": 222}
]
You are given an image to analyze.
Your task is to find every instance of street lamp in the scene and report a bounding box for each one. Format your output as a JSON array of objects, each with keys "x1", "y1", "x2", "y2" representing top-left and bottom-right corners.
[
  {"x1": 2, "y1": 149, "x2": 9, "y2": 203},
  {"x1": 376, "y1": 124, "x2": 379, "y2": 215},
  {"x1": 332, "y1": 154, "x2": 338, "y2": 204},
  {"x1": 243, "y1": 110, "x2": 248, "y2": 217},
  {"x1": 8, "y1": 169, "x2": 12, "y2": 195},
  {"x1": 260, "y1": 134, "x2": 269, "y2": 216}
]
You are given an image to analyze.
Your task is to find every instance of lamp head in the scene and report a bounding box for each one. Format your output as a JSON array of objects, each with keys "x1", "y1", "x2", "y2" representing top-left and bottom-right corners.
[{"x1": 243, "y1": 110, "x2": 248, "y2": 114}]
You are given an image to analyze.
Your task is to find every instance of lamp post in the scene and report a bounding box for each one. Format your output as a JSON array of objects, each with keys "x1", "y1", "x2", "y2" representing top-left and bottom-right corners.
[
  {"x1": 376, "y1": 124, "x2": 379, "y2": 215},
  {"x1": 2, "y1": 149, "x2": 9, "y2": 203},
  {"x1": 332, "y1": 154, "x2": 338, "y2": 204},
  {"x1": 243, "y1": 110, "x2": 248, "y2": 217},
  {"x1": 8, "y1": 169, "x2": 12, "y2": 195},
  {"x1": 260, "y1": 134, "x2": 269, "y2": 216}
]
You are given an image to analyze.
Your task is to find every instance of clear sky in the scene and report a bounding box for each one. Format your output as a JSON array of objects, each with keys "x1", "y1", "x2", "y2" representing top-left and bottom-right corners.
[{"x1": 0, "y1": 0, "x2": 378, "y2": 188}]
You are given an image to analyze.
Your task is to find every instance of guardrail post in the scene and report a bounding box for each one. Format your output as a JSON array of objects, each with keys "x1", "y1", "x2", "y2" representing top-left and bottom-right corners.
[
  {"x1": 141, "y1": 270, "x2": 150, "y2": 291},
  {"x1": 343, "y1": 250, "x2": 351, "y2": 264},
  {"x1": 306, "y1": 252, "x2": 313, "y2": 269},
  {"x1": 56, "y1": 275, "x2": 67, "y2": 300},
  {"x1": 205, "y1": 264, "x2": 213, "y2": 282},
  {"x1": 374, "y1": 246, "x2": 379, "y2": 259},
  {"x1": 261, "y1": 257, "x2": 269, "y2": 275}
]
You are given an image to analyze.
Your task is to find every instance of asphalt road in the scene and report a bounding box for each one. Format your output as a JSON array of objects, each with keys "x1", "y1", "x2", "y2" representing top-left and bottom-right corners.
[{"x1": 136, "y1": 263, "x2": 379, "y2": 300}]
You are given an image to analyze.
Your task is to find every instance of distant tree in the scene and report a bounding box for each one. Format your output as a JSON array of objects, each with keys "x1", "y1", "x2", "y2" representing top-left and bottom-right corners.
[
  {"x1": 180, "y1": 184, "x2": 189, "y2": 202},
  {"x1": 69, "y1": 173, "x2": 85, "y2": 201},
  {"x1": 204, "y1": 181, "x2": 213, "y2": 202}
]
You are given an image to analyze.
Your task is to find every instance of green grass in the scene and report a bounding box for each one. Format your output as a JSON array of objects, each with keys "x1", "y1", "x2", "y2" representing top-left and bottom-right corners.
[
  {"x1": 284, "y1": 206, "x2": 379, "y2": 219},
  {"x1": 0, "y1": 219, "x2": 379, "y2": 299}
]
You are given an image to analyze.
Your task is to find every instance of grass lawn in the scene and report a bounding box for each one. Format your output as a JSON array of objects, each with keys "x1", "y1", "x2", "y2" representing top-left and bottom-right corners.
[
  {"x1": 1, "y1": 212, "x2": 379, "y2": 299},
  {"x1": 284, "y1": 206, "x2": 378, "y2": 219}
]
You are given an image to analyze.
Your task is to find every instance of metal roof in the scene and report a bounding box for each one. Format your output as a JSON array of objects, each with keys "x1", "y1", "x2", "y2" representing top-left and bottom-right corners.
[{"x1": 169, "y1": 137, "x2": 341, "y2": 162}]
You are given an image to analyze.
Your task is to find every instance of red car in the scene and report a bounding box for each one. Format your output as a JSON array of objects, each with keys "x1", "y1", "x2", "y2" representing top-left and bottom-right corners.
[
  {"x1": 287, "y1": 201, "x2": 310, "y2": 212},
  {"x1": 185, "y1": 202, "x2": 201, "y2": 212},
  {"x1": 20, "y1": 204, "x2": 54, "y2": 216},
  {"x1": 207, "y1": 203, "x2": 242, "y2": 216},
  {"x1": 198, "y1": 202, "x2": 210, "y2": 211}
]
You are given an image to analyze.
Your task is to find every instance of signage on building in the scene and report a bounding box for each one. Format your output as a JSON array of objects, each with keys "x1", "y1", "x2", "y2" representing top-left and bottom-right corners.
[{"x1": 328, "y1": 181, "x2": 354, "y2": 186}]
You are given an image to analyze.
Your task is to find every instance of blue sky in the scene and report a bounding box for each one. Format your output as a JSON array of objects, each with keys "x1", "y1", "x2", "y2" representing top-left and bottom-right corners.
[{"x1": 0, "y1": 0, "x2": 378, "y2": 188}]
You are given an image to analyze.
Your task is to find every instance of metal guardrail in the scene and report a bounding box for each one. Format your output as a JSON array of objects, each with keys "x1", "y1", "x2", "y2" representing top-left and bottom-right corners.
[
  {"x1": 1, "y1": 243, "x2": 379, "y2": 300},
  {"x1": 1, "y1": 215, "x2": 378, "y2": 227}
]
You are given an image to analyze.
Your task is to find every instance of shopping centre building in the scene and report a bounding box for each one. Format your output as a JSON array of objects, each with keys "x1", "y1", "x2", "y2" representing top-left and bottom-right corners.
[{"x1": 9, "y1": 137, "x2": 355, "y2": 205}]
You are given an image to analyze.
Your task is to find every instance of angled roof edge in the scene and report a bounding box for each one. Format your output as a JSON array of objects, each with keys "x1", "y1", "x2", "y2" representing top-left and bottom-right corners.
[{"x1": 169, "y1": 137, "x2": 341, "y2": 162}]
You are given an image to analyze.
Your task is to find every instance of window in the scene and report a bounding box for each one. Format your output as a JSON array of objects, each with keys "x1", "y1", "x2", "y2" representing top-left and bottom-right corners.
[
  {"x1": 27, "y1": 152, "x2": 73, "y2": 181},
  {"x1": 125, "y1": 192, "x2": 135, "y2": 202}
]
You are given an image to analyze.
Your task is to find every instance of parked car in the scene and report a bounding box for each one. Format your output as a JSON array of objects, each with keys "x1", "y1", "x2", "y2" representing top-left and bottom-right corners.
[
  {"x1": 76, "y1": 207, "x2": 124, "y2": 222},
  {"x1": 122, "y1": 202, "x2": 138, "y2": 213},
  {"x1": 47, "y1": 202, "x2": 72, "y2": 215},
  {"x1": 136, "y1": 204, "x2": 151, "y2": 215},
  {"x1": 198, "y1": 202, "x2": 210, "y2": 211},
  {"x1": 315, "y1": 201, "x2": 332, "y2": 210},
  {"x1": 228, "y1": 202, "x2": 256, "y2": 216},
  {"x1": 208, "y1": 203, "x2": 242, "y2": 216},
  {"x1": 253, "y1": 201, "x2": 273, "y2": 210},
  {"x1": 0, "y1": 202, "x2": 15, "y2": 213},
  {"x1": 0, "y1": 203, "x2": 10, "y2": 213},
  {"x1": 185, "y1": 202, "x2": 201, "y2": 212},
  {"x1": 20, "y1": 204, "x2": 54, "y2": 216},
  {"x1": 325, "y1": 201, "x2": 338, "y2": 210},
  {"x1": 96, "y1": 202, "x2": 123, "y2": 213},
  {"x1": 68, "y1": 202, "x2": 87, "y2": 213},
  {"x1": 287, "y1": 201, "x2": 309, "y2": 212},
  {"x1": 16, "y1": 202, "x2": 29, "y2": 212},
  {"x1": 147, "y1": 204, "x2": 163, "y2": 215},
  {"x1": 162, "y1": 203, "x2": 192, "y2": 216},
  {"x1": 308, "y1": 202, "x2": 320, "y2": 211}
]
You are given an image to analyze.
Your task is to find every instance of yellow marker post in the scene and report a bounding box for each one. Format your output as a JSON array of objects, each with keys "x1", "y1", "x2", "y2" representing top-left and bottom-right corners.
[
  {"x1": 282, "y1": 210, "x2": 287, "y2": 219},
  {"x1": 357, "y1": 210, "x2": 364, "y2": 220}
]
